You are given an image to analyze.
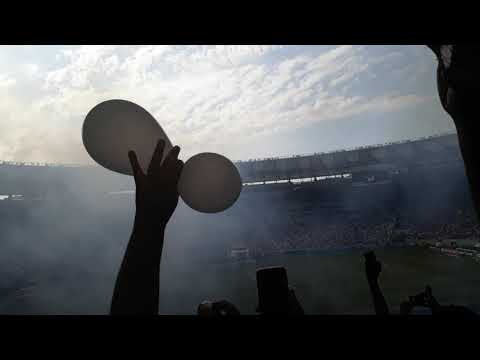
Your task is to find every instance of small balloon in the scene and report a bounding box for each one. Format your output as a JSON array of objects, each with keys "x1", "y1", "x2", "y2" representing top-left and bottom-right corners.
[{"x1": 178, "y1": 152, "x2": 242, "y2": 213}]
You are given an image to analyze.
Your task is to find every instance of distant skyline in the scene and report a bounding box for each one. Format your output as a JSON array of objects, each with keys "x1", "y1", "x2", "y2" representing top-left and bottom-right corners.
[{"x1": 0, "y1": 45, "x2": 454, "y2": 164}]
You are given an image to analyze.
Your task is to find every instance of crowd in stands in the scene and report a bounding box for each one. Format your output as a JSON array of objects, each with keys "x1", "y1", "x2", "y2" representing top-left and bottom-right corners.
[
  {"x1": 246, "y1": 209, "x2": 480, "y2": 257},
  {"x1": 249, "y1": 221, "x2": 399, "y2": 256}
]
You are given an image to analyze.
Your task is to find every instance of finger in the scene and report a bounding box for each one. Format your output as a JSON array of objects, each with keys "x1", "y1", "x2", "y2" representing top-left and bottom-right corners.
[
  {"x1": 163, "y1": 145, "x2": 181, "y2": 169},
  {"x1": 128, "y1": 151, "x2": 144, "y2": 184},
  {"x1": 172, "y1": 159, "x2": 184, "y2": 183},
  {"x1": 147, "y1": 139, "x2": 166, "y2": 176},
  {"x1": 167, "y1": 159, "x2": 184, "y2": 189},
  {"x1": 174, "y1": 159, "x2": 184, "y2": 177}
]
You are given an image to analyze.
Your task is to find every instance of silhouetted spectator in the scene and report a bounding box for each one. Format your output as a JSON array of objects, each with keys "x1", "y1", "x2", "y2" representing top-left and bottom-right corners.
[
  {"x1": 400, "y1": 284, "x2": 476, "y2": 317},
  {"x1": 428, "y1": 45, "x2": 480, "y2": 219},
  {"x1": 364, "y1": 251, "x2": 389, "y2": 315}
]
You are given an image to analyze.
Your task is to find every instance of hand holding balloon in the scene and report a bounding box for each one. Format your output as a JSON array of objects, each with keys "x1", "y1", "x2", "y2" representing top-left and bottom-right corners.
[
  {"x1": 129, "y1": 139, "x2": 183, "y2": 227},
  {"x1": 83, "y1": 99, "x2": 242, "y2": 214}
]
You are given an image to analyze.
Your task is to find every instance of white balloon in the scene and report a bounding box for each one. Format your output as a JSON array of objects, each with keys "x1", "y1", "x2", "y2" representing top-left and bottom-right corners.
[
  {"x1": 82, "y1": 99, "x2": 173, "y2": 176},
  {"x1": 178, "y1": 153, "x2": 242, "y2": 213}
]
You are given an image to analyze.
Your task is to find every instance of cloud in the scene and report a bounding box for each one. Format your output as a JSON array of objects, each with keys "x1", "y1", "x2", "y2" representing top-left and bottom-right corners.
[
  {"x1": 0, "y1": 74, "x2": 16, "y2": 89},
  {"x1": 0, "y1": 45, "x2": 436, "y2": 163}
]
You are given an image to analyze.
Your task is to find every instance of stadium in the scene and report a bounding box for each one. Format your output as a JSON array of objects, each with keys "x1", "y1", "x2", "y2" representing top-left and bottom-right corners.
[{"x1": 1, "y1": 132, "x2": 480, "y2": 314}]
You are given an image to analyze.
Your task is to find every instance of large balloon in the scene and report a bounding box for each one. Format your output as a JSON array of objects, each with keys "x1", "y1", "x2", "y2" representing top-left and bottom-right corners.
[
  {"x1": 83, "y1": 99, "x2": 173, "y2": 175},
  {"x1": 82, "y1": 99, "x2": 242, "y2": 213}
]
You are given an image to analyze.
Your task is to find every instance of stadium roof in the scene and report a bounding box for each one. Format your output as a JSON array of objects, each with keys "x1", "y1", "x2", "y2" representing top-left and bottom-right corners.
[{"x1": 0, "y1": 132, "x2": 463, "y2": 194}]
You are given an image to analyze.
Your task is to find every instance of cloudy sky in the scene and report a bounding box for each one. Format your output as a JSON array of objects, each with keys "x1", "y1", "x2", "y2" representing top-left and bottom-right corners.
[{"x1": 0, "y1": 45, "x2": 455, "y2": 164}]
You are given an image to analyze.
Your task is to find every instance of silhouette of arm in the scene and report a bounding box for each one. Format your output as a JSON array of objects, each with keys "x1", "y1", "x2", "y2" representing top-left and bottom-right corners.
[
  {"x1": 427, "y1": 45, "x2": 480, "y2": 218},
  {"x1": 364, "y1": 251, "x2": 389, "y2": 316},
  {"x1": 110, "y1": 140, "x2": 183, "y2": 315}
]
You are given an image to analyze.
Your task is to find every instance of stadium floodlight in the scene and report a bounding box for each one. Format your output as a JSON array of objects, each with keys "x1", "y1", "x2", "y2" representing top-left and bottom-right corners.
[{"x1": 82, "y1": 99, "x2": 242, "y2": 213}]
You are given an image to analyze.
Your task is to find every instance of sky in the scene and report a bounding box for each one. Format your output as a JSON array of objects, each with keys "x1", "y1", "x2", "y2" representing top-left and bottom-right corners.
[{"x1": 0, "y1": 45, "x2": 455, "y2": 164}]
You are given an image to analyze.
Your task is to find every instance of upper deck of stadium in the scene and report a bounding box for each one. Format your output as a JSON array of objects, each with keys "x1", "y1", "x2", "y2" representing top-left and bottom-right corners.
[
  {"x1": 0, "y1": 132, "x2": 464, "y2": 195},
  {"x1": 236, "y1": 132, "x2": 462, "y2": 182}
]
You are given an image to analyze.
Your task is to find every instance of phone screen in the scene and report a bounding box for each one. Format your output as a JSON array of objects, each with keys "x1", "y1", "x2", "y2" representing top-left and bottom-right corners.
[
  {"x1": 411, "y1": 306, "x2": 433, "y2": 315},
  {"x1": 256, "y1": 267, "x2": 289, "y2": 313}
]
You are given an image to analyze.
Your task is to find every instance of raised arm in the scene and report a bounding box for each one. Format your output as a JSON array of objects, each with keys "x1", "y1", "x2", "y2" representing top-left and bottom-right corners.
[
  {"x1": 110, "y1": 140, "x2": 183, "y2": 315},
  {"x1": 364, "y1": 251, "x2": 389, "y2": 316}
]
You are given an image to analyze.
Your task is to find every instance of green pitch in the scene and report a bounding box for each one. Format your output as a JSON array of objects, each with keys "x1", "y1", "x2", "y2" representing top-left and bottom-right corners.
[{"x1": 159, "y1": 247, "x2": 480, "y2": 314}]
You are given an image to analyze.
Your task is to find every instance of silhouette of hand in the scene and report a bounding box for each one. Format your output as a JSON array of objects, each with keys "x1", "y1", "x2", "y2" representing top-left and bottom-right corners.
[
  {"x1": 364, "y1": 251, "x2": 381, "y2": 283},
  {"x1": 400, "y1": 300, "x2": 414, "y2": 315},
  {"x1": 128, "y1": 139, "x2": 184, "y2": 227},
  {"x1": 424, "y1": 285, "x2": 439, "y2": 310},
  {"x1": 287, "y1": 289, "x2": 305, "y2": 316}
]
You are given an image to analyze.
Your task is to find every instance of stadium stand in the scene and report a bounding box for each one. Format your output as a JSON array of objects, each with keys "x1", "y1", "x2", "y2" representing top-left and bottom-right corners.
[{"x1": 0, "y1": 132, "x2": 476, "y2": 261}]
